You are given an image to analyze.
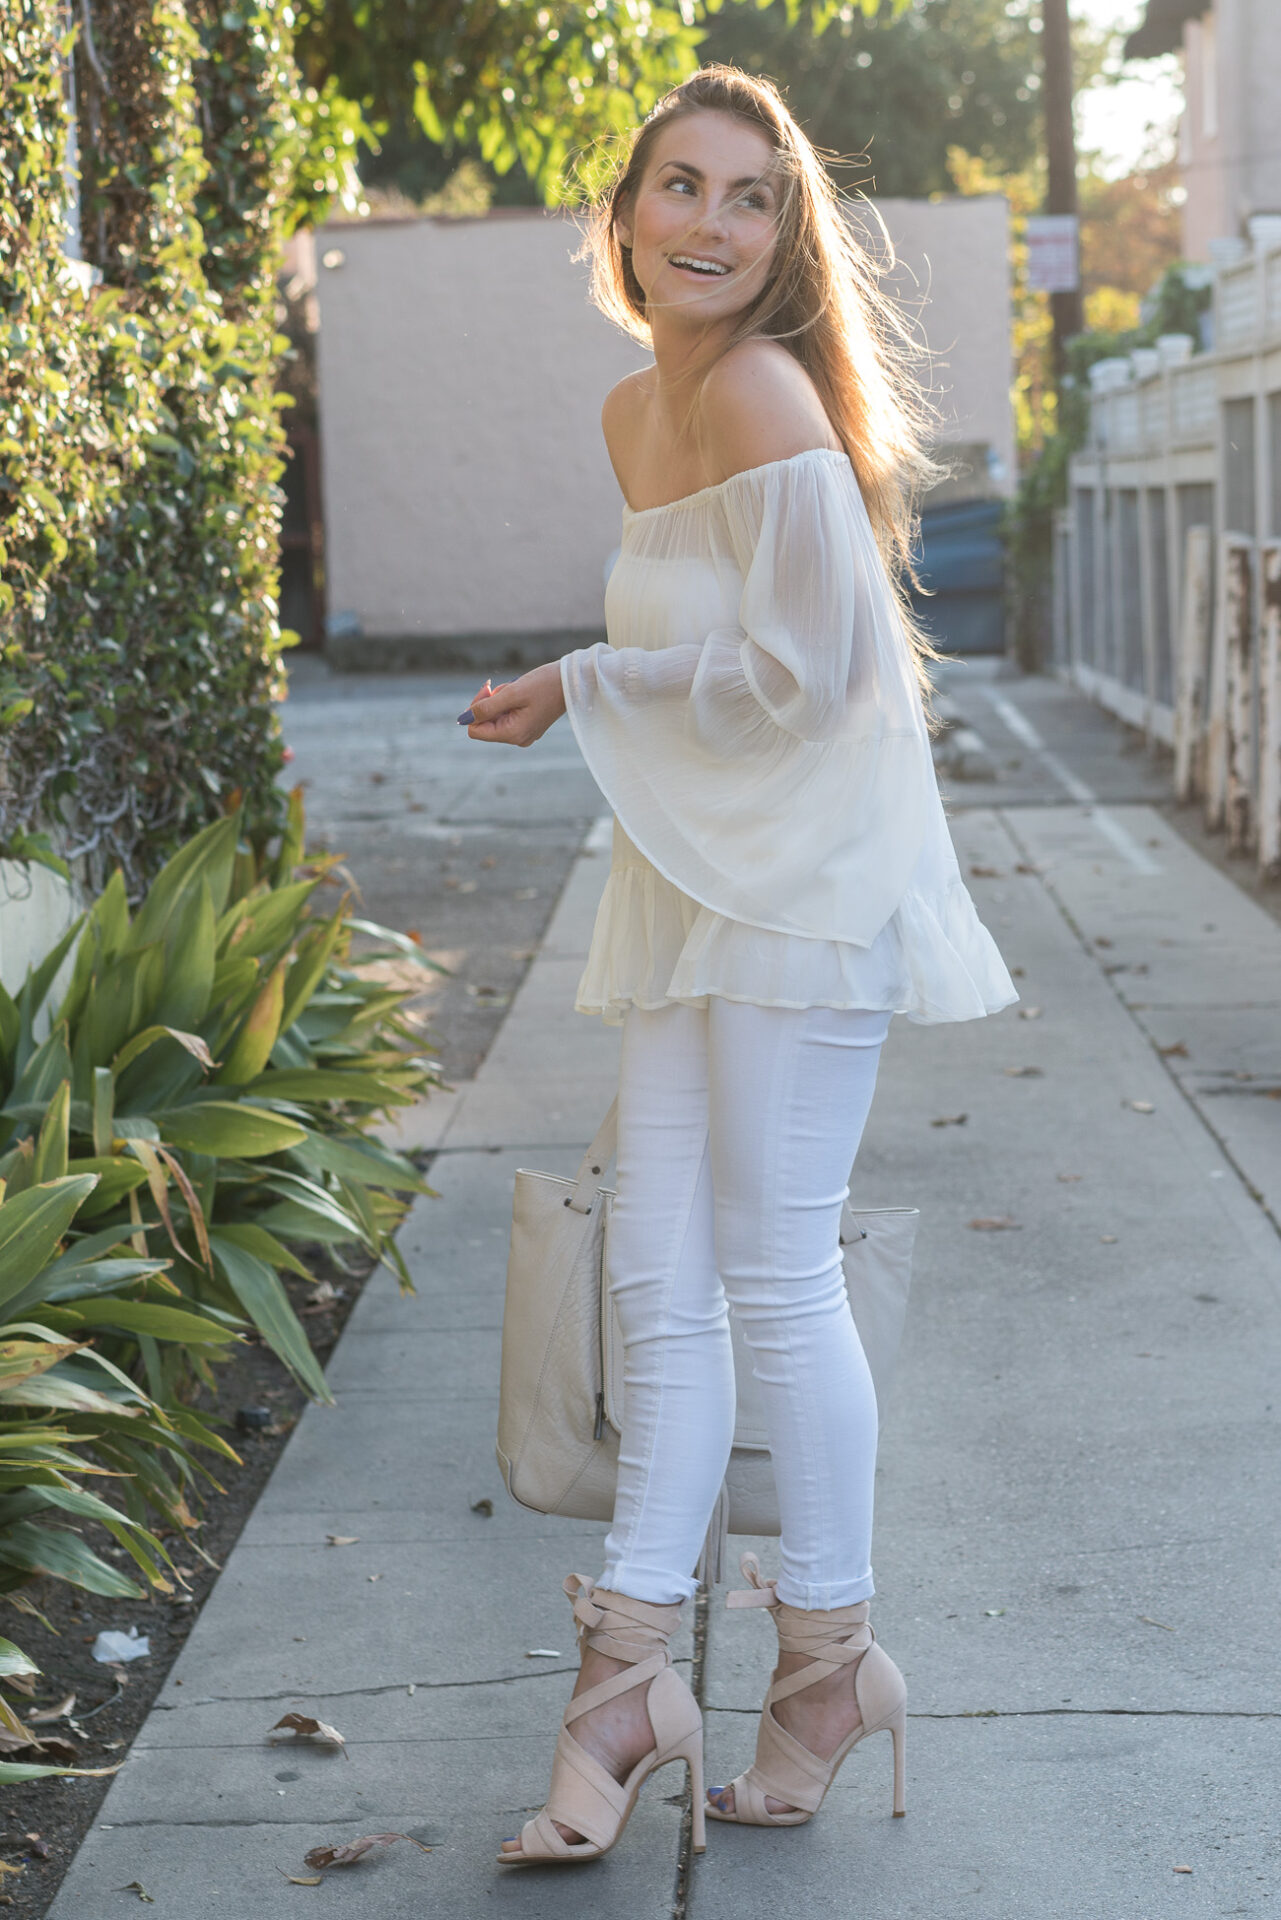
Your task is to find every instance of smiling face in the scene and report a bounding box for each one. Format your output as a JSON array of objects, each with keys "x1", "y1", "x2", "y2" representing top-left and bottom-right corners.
[{"x1": 615, "y1": 109, "x2": 784, "y2": 330}]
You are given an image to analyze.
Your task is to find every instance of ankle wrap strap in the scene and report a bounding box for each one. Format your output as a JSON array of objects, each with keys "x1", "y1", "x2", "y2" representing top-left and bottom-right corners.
[
  {"x1": 562, "y1": 1575, "x2": 682, "y2": 1666},
  {"x1": 775, "y1": 1602, "x2": 872, "y2": 1661},
  {"x1": 724, "y1": 1554, "x2": 874, "y2": 1661}
]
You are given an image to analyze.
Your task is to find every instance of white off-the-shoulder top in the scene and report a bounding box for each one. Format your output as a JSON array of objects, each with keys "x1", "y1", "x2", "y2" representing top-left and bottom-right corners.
[{"x1": 559, "y1": 447, "x2": 1018, "y2": 1028}]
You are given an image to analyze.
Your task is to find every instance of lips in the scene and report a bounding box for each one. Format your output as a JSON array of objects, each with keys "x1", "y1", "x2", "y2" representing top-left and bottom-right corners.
[{"x1": 668, "y1": 253, "x2": 731, "y2": 277}]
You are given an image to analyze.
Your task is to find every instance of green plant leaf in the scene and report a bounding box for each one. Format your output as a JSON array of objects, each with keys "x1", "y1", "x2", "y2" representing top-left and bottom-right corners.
[
  {"x1": 112, "y1": 1026, "x2": 215, "y2": 1081},
  {"x1": 67, "y1": 1157, "x2": 151, "y2": 1222},
  {"x1": 0, "y1": 1518, "x2": 142, "y2": 1597},
  {"x1": 31, "y1": 1079, "x2": 70, "y2": 1184},
  {"x1": 7, "y1": 1021, "x2": 72, "y2": 1112},
  {"x1": 0, "y1": 1176, "x2": 99, "y2": 1311},
  {"x1": 214, "y1": 958, "x2": 286, "y2": 1085},
  {"x1": 216, "y1": 878, "x2": 319, "y2": 965},
  {"x1": 153, "y1": 1101, "x2": 306, "y2": 1158},
  {"x1": 62, "y1": 1299, "x2": 243, "y2": 1345},
  {"x1": 273, "y1": 784, "x2": 306, "y2": 885},
  {"x1": 288, "y1": 1126, "x2": 430, "y2": 1195},
  {"x1": 244, "y1": 1068, "x2": 414, "y2": 1108},
  {"x1": 279, "y1": 904, "x2": 348, "y2": 1033},
  {"x1": 58, "y1": 873, "x2": 130, "y2": 1030},
  {"x1": 0, "y1": 1636, "x2": 39, "y2": 1680},
  {"x1": 17, "y1": 912, "x2": 86, "y2": 1030},
  {"x1": 153, "y1": 877, "x2": 216, "y2": 1031},
  {"x1": 126, "y1": 814, "x2": 240, "y2": 952},
  {"x1": 211, "y1": 1220, "x2": 314, "y2": 1279},
  {"x1": 0, "y1": 980, "x2": 19, "y2": 1078},
  {"x1": 210, "y1": 1233, "x2": 332, "y2": 1402}
]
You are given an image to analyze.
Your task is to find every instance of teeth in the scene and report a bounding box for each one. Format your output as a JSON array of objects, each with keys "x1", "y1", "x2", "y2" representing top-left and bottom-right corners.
[{"x1": 670, "y1": 255, "x2": 728, "y2": 275}]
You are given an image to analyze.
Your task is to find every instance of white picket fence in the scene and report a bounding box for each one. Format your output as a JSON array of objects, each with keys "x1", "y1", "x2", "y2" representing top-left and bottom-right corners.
[{"x1": 1053, "y1": 242, "x2": 1281, "y2": 877}]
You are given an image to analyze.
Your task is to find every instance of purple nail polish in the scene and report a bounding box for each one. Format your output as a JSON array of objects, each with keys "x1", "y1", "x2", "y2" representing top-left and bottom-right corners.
[{"x1": 457, "y1": 708, "x2": 474, "y2": 725}]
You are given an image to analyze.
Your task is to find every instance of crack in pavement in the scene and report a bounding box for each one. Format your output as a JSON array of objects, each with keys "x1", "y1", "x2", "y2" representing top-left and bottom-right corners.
[
  {"x1": 154, "y1": 1662, "x2": 693, "y2": 1707},
  {"x1": 712, "y1": 1705, "x2": 1281, "y2": 1719}
]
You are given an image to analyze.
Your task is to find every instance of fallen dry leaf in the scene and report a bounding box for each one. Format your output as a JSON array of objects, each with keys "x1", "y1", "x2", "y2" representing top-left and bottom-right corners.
[
  {"x1": 27, "y1": 1692, "x2": 75, "y2": 1724},
  {"x1": 1099, "y1": 1235, "x2": 1118, "y2": 1244},
  {"x1": 1094, "y1": 936, "x2": 1113, "y2": 948},
  {"x1": 303, "y1": 1832, "x2": 432, "y2": 1871},
  {"x1": 1173, "y1": 1864, "x2": 1192, "y2": 1874},
  {"x1": 117, "y1": 1885, "x2": 154, "y2": 1904},
  {"x1": 1057, "y1": 1172, "x2": 1082, "y2": 1183},
  {"x1": 1158, "y1": 1041, "x2": 1189, "y2": 1058},
  {"x1": 1139, "y1": 1615, "x2": 1175, "y2": 1632},
  {"x1": 525, "y1": 1648, "x2": 562, "y2": 1659},
  {"x1": 0, "y1": 1866, "x2": 23, "y2": 1882},
  {"x1": 276, "y1": 1870, "x2": 324, "y2": 1886},
  {"x1": 326, "y1": 1535, "x2": 359, "y2": 1547},
  {"x1": 268, "y1": 1713, "x2": 346, "y2": 1751},
  {"x1": 1124, "y1": 1099, "x2": 1155, "y2": 1114},
  {"x1": 929, "y1": 1113, "x2": 968, "y2": 1128},
  {"x1": 1010, "y1": 965, "x2": 1026, "y2": 978},
  {"x1": 1017, "y1": 1006, "x2": 1043, "y2": 1020},
  {"x1": 1014, "y1": 861, "x2": 1044, "y2": 875},
  {"x1": 969, "y1": 864, "x2": 1004, "y2": 878},
  {"x1": 968, "y1": 1217, "x2": 1021, "y2": 1232},
  {"x1": 469, "y1": 1496, "x2": 494, "y2": 1516},
  {"x1": 1002, "y1": 1065, "x2": 1044, "y2": 1078}
]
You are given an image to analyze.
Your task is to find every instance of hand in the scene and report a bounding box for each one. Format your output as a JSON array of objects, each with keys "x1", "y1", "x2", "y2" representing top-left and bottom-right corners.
[{"x1": 462, "y1": 661, "x2": 566, "y2": 749}]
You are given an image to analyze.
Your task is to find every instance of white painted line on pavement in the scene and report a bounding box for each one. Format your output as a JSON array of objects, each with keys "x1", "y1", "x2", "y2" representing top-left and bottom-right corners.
[{"x1": 985, "y1": 692, "x2": 1162, "y2": 875}]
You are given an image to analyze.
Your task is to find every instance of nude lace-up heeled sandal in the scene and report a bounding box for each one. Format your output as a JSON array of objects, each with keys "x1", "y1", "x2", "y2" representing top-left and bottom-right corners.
[
  {"x1": 705, "y1": 1553, "x2": 907, "y2": 1827},
  {"x1": 498, "y1": 1574, "x2": 706, "y2": 1865}
]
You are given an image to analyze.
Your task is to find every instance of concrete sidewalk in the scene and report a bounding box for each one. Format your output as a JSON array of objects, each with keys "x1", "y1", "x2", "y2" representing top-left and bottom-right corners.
[{"x1": 49, "y1": 789, "x2": 1280, "y2": 1917}]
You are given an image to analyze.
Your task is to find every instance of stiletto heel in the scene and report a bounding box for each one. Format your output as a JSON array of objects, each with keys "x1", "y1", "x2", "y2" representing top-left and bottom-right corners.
[
  {"x1": 684, "y1": 1731, "x2": 707, "y2": 1853},
  {"x1": 498, "y1": 1576, "x2": 704, "y2": 1866},
  {"x1": 889, "y1": 1703, "x2": 906, "y2": 1817},
  {"x1": 706, "y1": 1553, "x2": 908, "y2": 1829}
]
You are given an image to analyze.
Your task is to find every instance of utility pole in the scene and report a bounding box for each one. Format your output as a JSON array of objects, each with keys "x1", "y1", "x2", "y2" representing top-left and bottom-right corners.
[{"x1": 1041, "y1": 0, "x2": 1083, "y2": 383}]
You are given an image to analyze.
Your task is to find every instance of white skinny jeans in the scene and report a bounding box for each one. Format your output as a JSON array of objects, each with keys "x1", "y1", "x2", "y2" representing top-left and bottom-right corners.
[{"x1": 598, "y1": 996, "x2": 892, "y2": 1611}]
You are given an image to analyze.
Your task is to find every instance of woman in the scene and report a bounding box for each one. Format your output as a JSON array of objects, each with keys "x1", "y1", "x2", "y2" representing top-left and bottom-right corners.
[{"x1": 460, "y1": 66, "x2": 1016, "y2": 1865}]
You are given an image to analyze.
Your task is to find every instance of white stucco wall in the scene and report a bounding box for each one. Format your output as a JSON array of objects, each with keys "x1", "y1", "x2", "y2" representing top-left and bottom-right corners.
[
  {"x1": 1181, "y1": 0, "x2": 1281, "y2": 260},
  {"x1": 0, "y1": 862, "x2": 79, "y2": 1003},
  {"x1": 315, "y1": 196, "x2": 1012, "y2": 649}
]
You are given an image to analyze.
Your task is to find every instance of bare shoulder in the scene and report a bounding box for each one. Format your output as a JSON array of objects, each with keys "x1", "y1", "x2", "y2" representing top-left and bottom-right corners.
[
  {"x1": 700, "y1": 340, "x2": 840, "y2": 481},
  {"x1": 601, "y1": 367, "x2": 653, "y2": 476}
]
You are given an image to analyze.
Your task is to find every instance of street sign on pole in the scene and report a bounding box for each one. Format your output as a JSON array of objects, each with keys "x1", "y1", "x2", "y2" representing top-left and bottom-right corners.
[{"x1": 1025, "y1": 213, "x2": 1080, "y2": 294}]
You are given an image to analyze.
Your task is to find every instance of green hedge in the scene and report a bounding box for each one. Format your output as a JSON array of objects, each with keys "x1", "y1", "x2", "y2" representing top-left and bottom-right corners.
[{"x1": 0, "y1": 0, "x2": 303, "y2": 894}]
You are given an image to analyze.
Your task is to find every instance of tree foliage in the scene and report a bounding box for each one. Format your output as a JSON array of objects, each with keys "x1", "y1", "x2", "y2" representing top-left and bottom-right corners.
[
  {"x1": 699, "y1": 0, "x2": 1046, "y2": 199},
  {"x1": 0, "y1": 0, "x2": 299, "y2": 893}
]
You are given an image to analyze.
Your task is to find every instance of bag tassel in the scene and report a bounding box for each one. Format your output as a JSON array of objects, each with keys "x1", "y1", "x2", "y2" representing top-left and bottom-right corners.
[{"x1": 695, "y1": 1478, "x2": 731, "y2": 1588}]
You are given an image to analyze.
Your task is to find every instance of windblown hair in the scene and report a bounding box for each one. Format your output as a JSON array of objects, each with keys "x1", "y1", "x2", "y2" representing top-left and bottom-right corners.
[{"x1": 576, "y1": 64, "x2": 945, "y2": 689}]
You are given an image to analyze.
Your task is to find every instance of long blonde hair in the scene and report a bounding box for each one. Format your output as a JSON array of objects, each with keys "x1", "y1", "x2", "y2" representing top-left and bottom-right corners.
[{"x1": 575, "y1": 64, "x2": 945, "y2": 690}]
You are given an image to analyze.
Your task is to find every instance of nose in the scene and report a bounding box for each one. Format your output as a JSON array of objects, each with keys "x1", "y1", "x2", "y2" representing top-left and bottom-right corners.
[{"x1": 687, "y1": 203, "x2": 730, "y2": 244}]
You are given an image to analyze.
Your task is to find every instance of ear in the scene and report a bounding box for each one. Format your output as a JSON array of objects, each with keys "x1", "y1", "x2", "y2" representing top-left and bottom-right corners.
[{"x1": 614, "y1": 187, "x2": 634, "y2": 251}]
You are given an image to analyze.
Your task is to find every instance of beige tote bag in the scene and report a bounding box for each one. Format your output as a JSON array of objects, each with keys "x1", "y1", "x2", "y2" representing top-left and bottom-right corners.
[{"x1": 495, "y1": 1099, "x2": 918, "y2": 1581}]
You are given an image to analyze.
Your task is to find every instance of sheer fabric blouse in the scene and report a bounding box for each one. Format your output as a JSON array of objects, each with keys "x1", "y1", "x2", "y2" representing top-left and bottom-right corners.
[{"x1": 559, "y1": 447, "x2": 1017, "y2": 1028}]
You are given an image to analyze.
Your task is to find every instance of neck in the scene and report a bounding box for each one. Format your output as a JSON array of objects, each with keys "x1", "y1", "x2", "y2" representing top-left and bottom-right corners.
[{"x1": 647, "y1": 308, "x2": 737, "y2": 425}]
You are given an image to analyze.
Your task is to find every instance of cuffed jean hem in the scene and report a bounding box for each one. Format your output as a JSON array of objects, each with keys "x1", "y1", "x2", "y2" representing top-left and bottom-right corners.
[
  {"x1": 597, "y1": 1560, "x2": 698, "y2": 1607},
  {"x1": 774, "y1": 1569, "x2": 876, "y2": 1610}
]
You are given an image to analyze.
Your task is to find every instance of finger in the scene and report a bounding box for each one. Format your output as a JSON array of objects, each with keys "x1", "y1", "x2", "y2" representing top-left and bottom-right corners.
[{"x1": 471, "y1": 681, "x2": 523, "y2": 721}]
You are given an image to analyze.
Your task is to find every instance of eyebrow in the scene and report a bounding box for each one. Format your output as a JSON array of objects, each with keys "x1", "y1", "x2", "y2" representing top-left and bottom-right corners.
[{"x1": 657, "y1": 160, "x2": 774, "y2": 193}]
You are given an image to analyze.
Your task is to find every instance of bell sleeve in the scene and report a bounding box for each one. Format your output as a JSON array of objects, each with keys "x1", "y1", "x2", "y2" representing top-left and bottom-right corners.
[{"x1": 559, "y1": 452, "x2": 935, "y2": 946}]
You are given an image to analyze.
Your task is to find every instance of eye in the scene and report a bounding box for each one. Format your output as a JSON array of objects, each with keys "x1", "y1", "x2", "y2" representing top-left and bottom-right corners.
[
  {"x1": 742, "y1": 190, "x2": 770, "y2": 210},
  {"x1": 664, "y1": 176, "x2": 695, "y2": 194}
]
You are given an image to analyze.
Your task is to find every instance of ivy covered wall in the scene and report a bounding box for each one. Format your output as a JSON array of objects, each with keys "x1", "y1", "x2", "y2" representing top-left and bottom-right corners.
[{"x1": 0, "y1": 0, "x2": 302, "y2": 897}]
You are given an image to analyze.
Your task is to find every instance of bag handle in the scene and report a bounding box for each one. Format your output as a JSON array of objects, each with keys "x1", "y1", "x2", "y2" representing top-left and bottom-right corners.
[{"x1": 565, "y1": 1097, "x2": 619, "y2": 1214}]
